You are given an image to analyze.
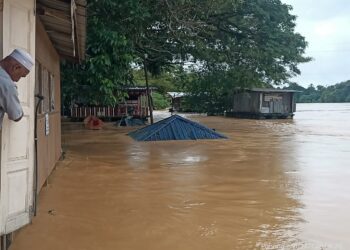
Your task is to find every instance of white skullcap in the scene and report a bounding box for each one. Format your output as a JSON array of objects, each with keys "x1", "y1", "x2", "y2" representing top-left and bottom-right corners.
[{"x1": 9, "y1": 48, "x2": 34, "y2": 71}]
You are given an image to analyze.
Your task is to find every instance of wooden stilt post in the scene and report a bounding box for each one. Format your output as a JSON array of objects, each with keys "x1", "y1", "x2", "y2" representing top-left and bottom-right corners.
[{"x1": 143, "y1": 54, "x2": 154, "y2": 124}]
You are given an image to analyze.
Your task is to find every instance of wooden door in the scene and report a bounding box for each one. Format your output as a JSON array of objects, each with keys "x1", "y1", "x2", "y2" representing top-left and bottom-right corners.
[
  {"x1": 0, "y1": 0, "x2": 35, "y2": 234},
  {"x1": 273, "y1": 99, "x2": 283, "y2": 113}
]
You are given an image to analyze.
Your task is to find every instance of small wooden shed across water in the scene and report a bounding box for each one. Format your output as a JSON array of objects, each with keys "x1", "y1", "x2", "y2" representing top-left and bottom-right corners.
[{"x1": 226, "y1": 88, "x2": 299, "y2": 119}]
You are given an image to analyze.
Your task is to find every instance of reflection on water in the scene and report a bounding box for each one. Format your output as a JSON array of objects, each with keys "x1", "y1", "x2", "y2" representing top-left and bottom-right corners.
[{"x1": 11, "y1": 103, "x2": 350, "y2": 250}]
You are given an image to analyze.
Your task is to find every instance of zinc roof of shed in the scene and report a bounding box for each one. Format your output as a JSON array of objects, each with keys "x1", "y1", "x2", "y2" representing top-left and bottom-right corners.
[
  {"x1": 122, "y1": 86, "x2": 157, "y2": 91},
  {"x1": 167, "y1": 92, "x2": 187, "y2": 98},
  {"x1": 37, "y1": 0, "x2": 86, "y2": 62},
  {"x1": 128, "y1": 115, "x2": 227, "y2": 141},
  {"x1": 243, "y1": 88, "x2": 301, "y2": 93}
]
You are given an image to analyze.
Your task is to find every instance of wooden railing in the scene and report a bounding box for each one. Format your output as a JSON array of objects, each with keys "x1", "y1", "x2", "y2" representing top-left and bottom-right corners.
[{"x1": 70, "y1": 104, "x2": 149, "y2": 118}]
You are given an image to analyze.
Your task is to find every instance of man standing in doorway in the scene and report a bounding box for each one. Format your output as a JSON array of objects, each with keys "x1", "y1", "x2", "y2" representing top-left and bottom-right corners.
[{"x1": 0, "y1": 48, "x2": 34, "y2": 128}]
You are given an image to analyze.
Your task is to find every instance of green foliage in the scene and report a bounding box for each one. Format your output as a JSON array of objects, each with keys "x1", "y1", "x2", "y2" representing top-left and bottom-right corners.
[
  {"x1": 284, "y1": 81, "x2": 350, "y2": 103},
  {"x1": 62, "y1": 1, "x2": 135, "y2": 107},
  {"x1": 62, "y1": 0, "x2": 310, "y2": 112},
  {"x1": 152, "y1": 92, "x2": 170, "y2": 110},
  {"x1": 132, "y1": 66, "x2": 189, "y2": 94}
]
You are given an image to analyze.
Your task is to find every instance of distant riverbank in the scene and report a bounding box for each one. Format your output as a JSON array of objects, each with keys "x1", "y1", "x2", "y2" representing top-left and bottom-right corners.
[{"x1": 285, "y1": 80, "x2": 350, "y2": 103}]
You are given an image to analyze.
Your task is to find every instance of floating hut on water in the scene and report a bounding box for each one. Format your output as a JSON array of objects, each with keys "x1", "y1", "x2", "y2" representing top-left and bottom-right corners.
[{"x1": 226, "y1": 88, "x2": 300, "y2": 119}]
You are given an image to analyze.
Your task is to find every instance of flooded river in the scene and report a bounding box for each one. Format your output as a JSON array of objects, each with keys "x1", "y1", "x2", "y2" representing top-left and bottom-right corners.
[{"x1": 11, "y1": 103, "x2": 350, "y2": 250}]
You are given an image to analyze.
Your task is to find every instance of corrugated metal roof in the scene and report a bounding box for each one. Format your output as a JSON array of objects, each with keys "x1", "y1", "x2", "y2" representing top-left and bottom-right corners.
[
  {"x1": 121, "y1": 86, "x2": 157, "y2": 91},
  {"x1": 37, "y1": 0, "x2": 86, "y2": 61},
  {"x1": 167, "y1": 92, "x2": 187, "y2": 98},
  {"x1": 242, "y1": 88, "x2": 301, "y2": 93},
  {"x1": 128, "y1": 115, "x2": 227, "y2": 141}
]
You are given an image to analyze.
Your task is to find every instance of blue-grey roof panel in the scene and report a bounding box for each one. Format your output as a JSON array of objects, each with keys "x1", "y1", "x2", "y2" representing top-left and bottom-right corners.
[{"x1": 128, "y1": 115, "x2": 227, "y2": 141}]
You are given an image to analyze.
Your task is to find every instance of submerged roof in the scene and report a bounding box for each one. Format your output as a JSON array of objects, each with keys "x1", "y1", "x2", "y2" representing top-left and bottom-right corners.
[{"x1": 128, "y1": 115, "x2": 227, "y2": 141}]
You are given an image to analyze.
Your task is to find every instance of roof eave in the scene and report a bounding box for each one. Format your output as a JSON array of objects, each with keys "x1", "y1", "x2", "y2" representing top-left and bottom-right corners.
[{"x1": 37, "y1": 0, "x2": 86, "y2": 62}]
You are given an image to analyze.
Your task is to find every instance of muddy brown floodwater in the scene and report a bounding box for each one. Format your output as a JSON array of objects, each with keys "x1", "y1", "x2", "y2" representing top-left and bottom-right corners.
[{"x1": 11, "y1": 103, "x2": 350, "y2": 250}]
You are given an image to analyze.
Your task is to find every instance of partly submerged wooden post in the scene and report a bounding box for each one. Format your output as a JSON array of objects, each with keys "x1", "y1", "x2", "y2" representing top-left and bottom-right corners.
[{"x1": 143, "y1": 54, "x2": 154, "y2": 124}]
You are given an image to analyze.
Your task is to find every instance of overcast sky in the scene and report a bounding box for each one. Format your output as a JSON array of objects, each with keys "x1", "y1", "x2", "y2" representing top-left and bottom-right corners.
[{"x1": 281, "y1": 0, "x2": 350, "y2": 87}]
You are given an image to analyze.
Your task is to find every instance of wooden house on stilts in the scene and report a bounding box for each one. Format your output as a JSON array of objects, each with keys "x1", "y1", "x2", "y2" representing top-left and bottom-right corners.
[
  {"x1": 0, "y1": 0, "x2": 86, "y2": 243},
  {"x1": 226, "y1": 88, "x2": 300, "y2": 119}
]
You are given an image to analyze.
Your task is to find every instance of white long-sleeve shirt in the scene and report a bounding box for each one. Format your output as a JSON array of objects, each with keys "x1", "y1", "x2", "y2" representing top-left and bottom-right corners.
[{"x1": 0, "y1": 67, "x2": 23, "y2": 128}]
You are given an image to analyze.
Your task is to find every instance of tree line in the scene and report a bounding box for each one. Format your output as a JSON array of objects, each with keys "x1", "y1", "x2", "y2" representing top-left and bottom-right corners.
[
  {"x1": 62, "y1": 0, "x2": 310, "y2": 113},
  {"x1": 284, "y1": 81, "x2": 350, "y2": 103}
]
